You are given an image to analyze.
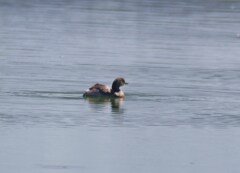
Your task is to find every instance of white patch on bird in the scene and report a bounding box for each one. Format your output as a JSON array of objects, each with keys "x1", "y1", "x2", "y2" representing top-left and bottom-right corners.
[
  {"x1": 105, "y1": 86, "x2": 111, "y2": 92},
  {"x1": 114, "y1": 91, "x2": 125, "y2": 97}
]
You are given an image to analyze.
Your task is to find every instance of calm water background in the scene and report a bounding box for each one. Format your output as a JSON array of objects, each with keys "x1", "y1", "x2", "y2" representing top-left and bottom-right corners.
[{"x1": 1, "y1": 0, "x2": 240, "y2": 172}]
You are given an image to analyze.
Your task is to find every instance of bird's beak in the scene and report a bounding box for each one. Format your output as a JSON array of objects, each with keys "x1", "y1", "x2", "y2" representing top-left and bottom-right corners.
[{"x1": 125, "y1": 82, "x2": 128, "y2": 85}]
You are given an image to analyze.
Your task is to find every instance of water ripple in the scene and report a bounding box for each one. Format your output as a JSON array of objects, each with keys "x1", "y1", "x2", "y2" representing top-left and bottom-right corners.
[{"x1": 9, "y1": 90, "x2": 83, "y2": 100}]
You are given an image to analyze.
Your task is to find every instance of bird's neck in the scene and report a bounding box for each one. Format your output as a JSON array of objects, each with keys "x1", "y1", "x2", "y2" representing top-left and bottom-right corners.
[{"x1": 111, "y1": 83, "x2": 120, "y2": 93}]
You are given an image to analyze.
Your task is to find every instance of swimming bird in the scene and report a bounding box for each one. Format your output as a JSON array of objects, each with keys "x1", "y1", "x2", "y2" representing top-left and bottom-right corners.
[{"x1": 83, "y1": 77, "x2": 128, "y2": 98}]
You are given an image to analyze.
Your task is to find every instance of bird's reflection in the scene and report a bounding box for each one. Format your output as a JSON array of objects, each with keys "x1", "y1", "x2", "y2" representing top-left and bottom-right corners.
[{"x1": 84, "y1": 97, "x2": 125, "y2": 114}]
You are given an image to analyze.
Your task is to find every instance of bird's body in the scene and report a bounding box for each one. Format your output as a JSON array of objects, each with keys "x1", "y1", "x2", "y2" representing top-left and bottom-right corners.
[{"x1": 83, "y1": 77, "x2": 127, "y2": 98}]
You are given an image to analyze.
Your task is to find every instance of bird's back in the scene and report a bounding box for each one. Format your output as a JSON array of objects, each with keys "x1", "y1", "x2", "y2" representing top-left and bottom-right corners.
[{"x1": 83, "y1": 83, "x2": 111, "y2": 97}]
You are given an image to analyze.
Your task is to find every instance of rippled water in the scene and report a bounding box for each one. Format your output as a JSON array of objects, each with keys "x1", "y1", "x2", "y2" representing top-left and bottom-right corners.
[{"x1": 1, "y1": 0, "x2": 240, "y2": 172}]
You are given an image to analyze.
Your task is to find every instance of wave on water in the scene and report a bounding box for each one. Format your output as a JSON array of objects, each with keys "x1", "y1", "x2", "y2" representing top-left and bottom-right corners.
[{"x1": 9, "y1": 90, "x2": 83, "y2": 100}]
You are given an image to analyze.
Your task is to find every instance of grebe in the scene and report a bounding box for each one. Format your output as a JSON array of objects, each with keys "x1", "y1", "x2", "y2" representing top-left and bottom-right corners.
[{"x1": 83, "y1": 77, "x2": 128, "y2": 98}]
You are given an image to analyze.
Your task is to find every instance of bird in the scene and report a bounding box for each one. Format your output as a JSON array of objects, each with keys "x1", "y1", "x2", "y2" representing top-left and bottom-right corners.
[{"x1": 83, "y1": 77, "x2": 128, "y2": 98}]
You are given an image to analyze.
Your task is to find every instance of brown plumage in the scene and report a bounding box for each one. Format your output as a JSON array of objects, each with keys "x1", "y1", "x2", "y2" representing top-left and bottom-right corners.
[{"x1": 83, "y1": 77, "x2": 128, "y2": 98}]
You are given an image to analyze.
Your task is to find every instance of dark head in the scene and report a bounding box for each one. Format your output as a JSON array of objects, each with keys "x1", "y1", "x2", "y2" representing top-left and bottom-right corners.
[{"x1": 111, "y1": 77, "x2": 128, "y2": 92}]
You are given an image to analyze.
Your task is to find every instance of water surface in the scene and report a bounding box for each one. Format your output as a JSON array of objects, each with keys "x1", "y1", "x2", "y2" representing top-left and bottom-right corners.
[{"x1": 1, "y1": 0, "x2": 240, "y2": 172}]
